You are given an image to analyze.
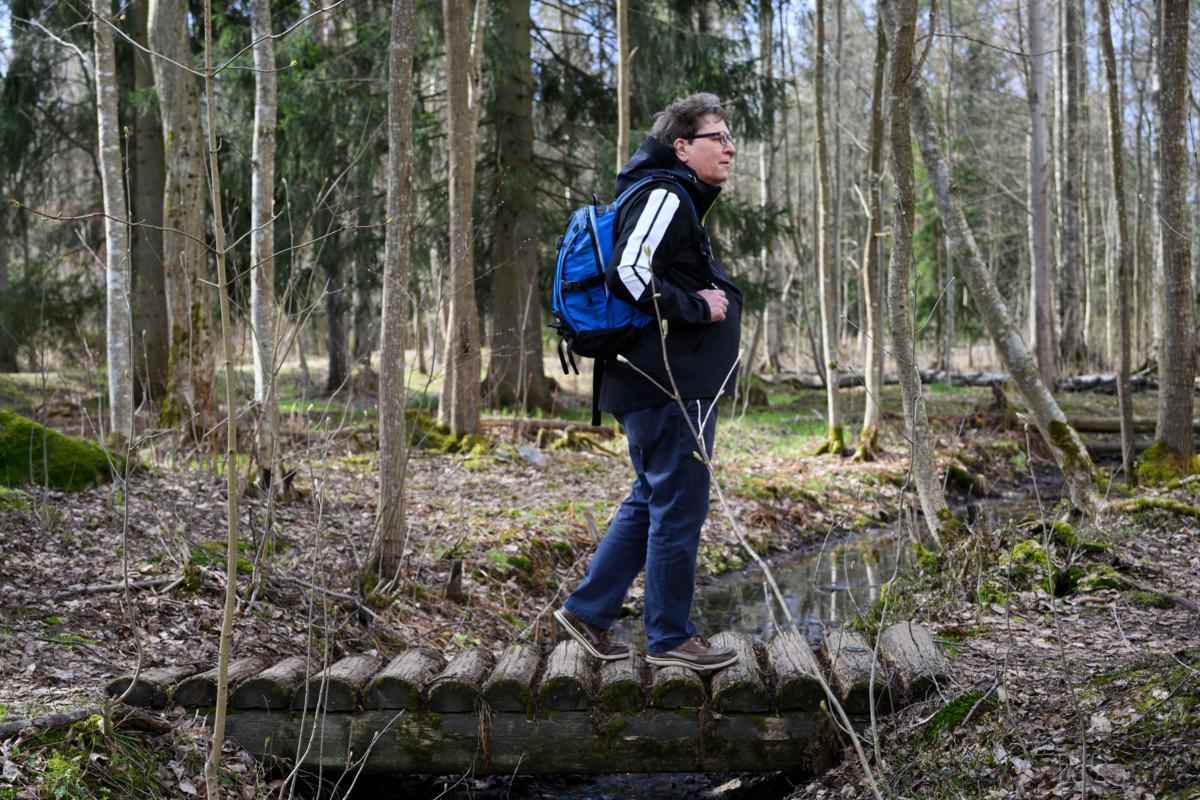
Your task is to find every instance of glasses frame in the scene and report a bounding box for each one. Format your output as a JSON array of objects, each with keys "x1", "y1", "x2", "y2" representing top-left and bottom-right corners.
[{"x1": 690, "y1": 131, "x2": 735, "y2": 147}]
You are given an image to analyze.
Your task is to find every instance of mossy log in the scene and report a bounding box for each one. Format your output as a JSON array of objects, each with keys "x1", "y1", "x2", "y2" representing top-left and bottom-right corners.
[
  {"x1": 482, "y1": 643, "x2": 540, "y2": 713},
  {"x1": 538, "y1": 640, "x2": 594, "y2": 711},
  {"x1": 365, "y1": 648, "x2": 446, "y2": 710},
  {"x1": 232, "y1": 655, "x2": 309, "y2": 710},
  {"x1": 649, "y1": 664, "x2": 705, "y2": 709},
  {"x1": 819, "y1": 629, "x2": 881, "y2": 715},
  {"x1": 0, "y1": 409, "x2": 122, "y2": 491},
  {"x1": 428, "y1": 648, "x2": 493, "y2": 712},
  {"x1": 293, "y1": 654, "x2": 383, "y2": 712},
  {"x1": 172, "y1": 657, "x2": 264, "y2": 707},
  {"x1": 105, "y1": 665, "x2": 195, "y2": 708},
  {"x1": 878, "y1": 621, "x2": 948, "y2": 700},
  {"x1": 767, "y1": 631, "x2": 825, "y2": 710},
  {"x1": 709, "y1": 632, "x2": 770, "y2": 713},
  {"x1": 596, "y1": 652, "x2": 645, "y2": 713}
]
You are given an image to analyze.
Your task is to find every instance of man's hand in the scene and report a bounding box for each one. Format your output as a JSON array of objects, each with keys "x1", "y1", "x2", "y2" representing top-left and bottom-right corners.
[{"x1": 697, "y1": 288, "x2": 728, "y2": 322}]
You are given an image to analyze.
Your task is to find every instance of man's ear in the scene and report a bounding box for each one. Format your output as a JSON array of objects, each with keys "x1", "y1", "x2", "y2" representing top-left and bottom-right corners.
[{"x1": 674, "y1": 137, "x2": 689, "y2": 163}]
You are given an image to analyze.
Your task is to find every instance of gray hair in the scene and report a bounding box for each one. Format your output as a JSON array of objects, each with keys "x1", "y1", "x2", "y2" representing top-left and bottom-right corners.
[{"x1": 649, "y1": 93, "x2": 728, "y2": 147}]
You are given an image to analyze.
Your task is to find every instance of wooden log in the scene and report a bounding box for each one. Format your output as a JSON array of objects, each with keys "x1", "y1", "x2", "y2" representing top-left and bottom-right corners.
[
  {"x1": 364, "y1": 648, "x2": 446, "y2": 710},
  {"x1": 538, "y1": 640, "x2": 595, "y2": 711},
  {"x1": 172, "y1": 657, "x2": 265, "y2": 707},
  {"x1": 648, "y1": 664, "x2": 705, "y2": 710},
  {"x1": 709, "y1": 632, "x2": 770, "y2": 713},
  {"x1": 105, "y1": 665, "x2": 195, "y2": 708},
  {"x1": 225, "y1": 709, "x2": 351, "y2": 772},
  {"x1": 878, "y1": 621, "x2": 948, "y2": 700},
  {"x1": 767, "y1": 631, "x2": 825, "y2": 711},
  {"x1": 232, "y1": 655, "x2": 309, "y2": 710},
  {"x1": 293, "y1": 654, "x2": 383, "y2": 712},
  {"x1": 819, "y1": 629, "x2": 881, "y2": 715},
  {"x1": 428, "y1": 648, "x2": 493, "y2": 713},
  {"x1": 482, "y1": 643, "x2": 540, "y2": 713},
  {"x1": 479, "y1": 417, "x2": 617, "y2": 438},
  {"x1": 596, "y1": 652, "x2": 645, "y2": 714}
]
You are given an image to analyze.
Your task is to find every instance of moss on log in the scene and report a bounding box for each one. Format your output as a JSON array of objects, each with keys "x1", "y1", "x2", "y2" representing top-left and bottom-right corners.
[{"x1": 0, "y1": 410, "x2": 123, "y2": 490}]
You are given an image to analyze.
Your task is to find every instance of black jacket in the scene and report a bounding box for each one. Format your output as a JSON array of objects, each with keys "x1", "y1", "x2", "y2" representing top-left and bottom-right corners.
[{"x1": 598, "y1": 137, "x2": 742, "y2": 415}]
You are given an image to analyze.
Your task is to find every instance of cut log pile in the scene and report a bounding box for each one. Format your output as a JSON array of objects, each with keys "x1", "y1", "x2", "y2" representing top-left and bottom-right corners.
[{"x1": 104, "y1": 621, "x2": 948, "y2": 775}]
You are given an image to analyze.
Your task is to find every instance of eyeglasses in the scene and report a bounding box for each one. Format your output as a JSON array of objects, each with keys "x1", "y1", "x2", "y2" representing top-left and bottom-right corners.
[{"x1": 691, "y1": 131, "x2": 735, "y2": 147}]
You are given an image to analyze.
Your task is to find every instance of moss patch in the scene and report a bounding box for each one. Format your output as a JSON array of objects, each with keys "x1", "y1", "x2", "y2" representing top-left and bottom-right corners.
[
  {"x1": 1136, "y1": 440, "x2": 1195, "y2": 486},
  {"x1": 920, "y1": 690, "x2": 995, "y2": 740},
  {"x1": 0, "y1": 410, "x2": 122, "y2": 491},
  {"x1": 0, "y1": 485, "x2": 32, "y2": 511}
]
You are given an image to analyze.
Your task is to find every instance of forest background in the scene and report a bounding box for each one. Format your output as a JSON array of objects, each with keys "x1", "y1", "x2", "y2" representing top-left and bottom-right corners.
[{"x1": 1, "y1": 0, "x2": 1199, "y2": 797}]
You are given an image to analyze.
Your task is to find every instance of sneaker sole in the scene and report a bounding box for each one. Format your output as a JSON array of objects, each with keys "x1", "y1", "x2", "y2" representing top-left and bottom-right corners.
[
  {"x1": 553, "y1": 609, "x2": 631, "y2": 661},
  {"x1": 645, "y1": 653, "x2": 738, "y2": 672}
]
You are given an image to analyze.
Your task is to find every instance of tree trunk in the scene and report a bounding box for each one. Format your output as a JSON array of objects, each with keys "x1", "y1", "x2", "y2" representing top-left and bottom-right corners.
[
  {"x1": 128, "y1": 0, "x2": 168, "y2": 402},
  {"x1": 1057, "y1": 0, "x2": 1085, "y2": 370},
  {"x1": 1097, "y1": 0, "x2": 1136, "y2": 483},
  {"x1": 855, "y1": 17, "x2": 887, "y2": 461},
  {"x1": 616, "y1": 0, "x2": 630, "y2": 170},
  {"x1": 908, "y1": 54, "x2": 1101, "y2": 516},
  {"x1": 250, "y1": 0, "x2": 279, "y2": 488},
  {"x1": 812, "y1": 0, "x2": 843, "y2": 454},
  {"x1": 1152, "y1": 0, "x2": 1195, "y2": 470},
  {"x1": 325, "y1": 251, "x2": 349, "y2": 394},
  {"x1": 94, "y1": 0, "x2": 133, "y2": 445},
  {"x1": 884, "y1": 0, "x2": 949, "y2": 541},
  {"x1": 439, "y1": 0, "x2": 483, "y2": 435},
  {"x1": 486, "y1": 0, "x2": 548, "y2": 412},
  {"x1": 149, "y1": 0, "x2": 214, "y2": 438},
  {"x1": 760, "y1": 0, "x2": 785, "y2": 372},
  {"x1": 365, "y1": 0, "x2": 416, "y2": 584},
  {"x1": 1027, "y1": 0, "x2": 1055, "y2": 390}
]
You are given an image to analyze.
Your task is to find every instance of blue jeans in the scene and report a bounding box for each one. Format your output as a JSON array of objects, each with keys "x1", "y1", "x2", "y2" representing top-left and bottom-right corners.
[{"x1": 564, "y1": 399, "x2": 717, "y2": 653}]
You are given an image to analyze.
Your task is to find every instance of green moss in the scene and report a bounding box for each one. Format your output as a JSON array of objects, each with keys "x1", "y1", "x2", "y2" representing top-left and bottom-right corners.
[
  {"x1": 0, "y1": 410, "x2": 123, "y2": 491},
  {"x1": 913, "y1": 541, "x2": 942, "y2": 573},
  {"x1": 920, "y1": 690, "x2": 994, "y2": 740},
  {"x1": 1136, "y1": 440, "x2": 1194, "y2": 486},
  {"x1": 190, "y1": 538, "x2": 255, "y2": 574},
  {"x1": 945, "y1": 463, "x2": 975, "y2": 493},
  {"x1": 1111, "y1": 497, "x2": 1200, "y2": 522},
  {"x1": 1005, "y1": 539, "x2": 1054, "y2": 593},
  {"x1": 1129, "y1": 589, "x2": 1174, "y2": 609},
  {"x1": 0, "y1": 486, "x2": 31, "y2": 510}
]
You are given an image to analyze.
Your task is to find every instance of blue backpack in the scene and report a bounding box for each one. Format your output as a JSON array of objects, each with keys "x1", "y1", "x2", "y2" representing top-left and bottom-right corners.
[{"x1": 550, "y1": 176, "x2": 699, "y2": 424}]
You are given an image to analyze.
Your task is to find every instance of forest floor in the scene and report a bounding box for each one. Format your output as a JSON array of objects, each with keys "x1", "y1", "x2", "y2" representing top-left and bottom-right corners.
[{"x1": 1, "y1": 365, "x2": 1198, "y2": 799}]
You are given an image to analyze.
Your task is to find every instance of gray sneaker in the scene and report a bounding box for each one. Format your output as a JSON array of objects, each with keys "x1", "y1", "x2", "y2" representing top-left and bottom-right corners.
[
  {"x1": 553, "y1": 609, "x2": 632, "y2": 661},
  {"x1": 646, "y1": 636, "x2": 737, "y2": 672}
]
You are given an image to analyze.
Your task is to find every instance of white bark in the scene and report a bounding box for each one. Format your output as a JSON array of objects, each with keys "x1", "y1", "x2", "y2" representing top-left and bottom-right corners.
[
  {"x1": 1027, "y1": 0, "x2": 1054, "y2": 390},
  {"x1": 250, "y1": 0, "x2": 279, "y2": 487},
  {"x1": 616, "y1": 0, "x2": 630, "y2": 170},
  {"x1": 93, "y1": 0, "x2": 132, "y2": 444}
]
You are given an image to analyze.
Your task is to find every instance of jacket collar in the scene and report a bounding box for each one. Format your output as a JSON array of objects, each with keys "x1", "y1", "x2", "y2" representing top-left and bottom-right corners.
[{"x1": 615, "y1": 136, "x2": 722, "y2": 223}]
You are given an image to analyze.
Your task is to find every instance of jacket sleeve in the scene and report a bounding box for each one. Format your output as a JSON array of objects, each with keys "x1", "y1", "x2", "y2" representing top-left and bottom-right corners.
[{"x1": 605, "y1": 185, "x2": 712, "y2": 324}]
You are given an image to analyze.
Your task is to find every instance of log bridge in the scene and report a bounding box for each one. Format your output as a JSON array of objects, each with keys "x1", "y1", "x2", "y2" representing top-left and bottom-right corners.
[{"x1": 105, "y1": 623, "x2": 948, "y2": 776}]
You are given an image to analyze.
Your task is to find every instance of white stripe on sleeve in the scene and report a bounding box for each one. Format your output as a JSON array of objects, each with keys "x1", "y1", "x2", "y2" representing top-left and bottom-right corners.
[{"x1": 616, "y1": 188, "x2": 681, "y2": 301}]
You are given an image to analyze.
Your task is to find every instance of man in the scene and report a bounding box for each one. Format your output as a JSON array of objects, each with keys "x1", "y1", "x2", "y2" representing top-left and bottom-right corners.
[{"x1": 554, "y1": 93, "x2": 743, "y2": 672}]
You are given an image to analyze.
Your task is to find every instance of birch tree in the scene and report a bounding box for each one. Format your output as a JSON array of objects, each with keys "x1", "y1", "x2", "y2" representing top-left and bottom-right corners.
[
  {"x1": 439, "y1": 0, "x2": 483, "y2": 435},
  {"x1": 1057, "y1": 0, "x2": 1085, "y2": 370},
  {"x1": 1150, "y1": 0, "x2": 1195, "y2": 473},
  {"x1": 93, "y1": 0, "x2": 132, "y2": 444},
  {"x1": 249, "y1": 0, "x2": 279, "y2": 489},
  {"x1": 616, "y1": 0, "x2": 631, "y2": 170},
  {"x1": 1097, "y1": 0, "x2": 1136, "y2": 483},
  {"x1": 1026, "y1": 0, "x2": 1054, "y2": 390},
  {"x1": 884, "y1": 0, "x2": 949, "y2": 540},
  {"x1": 365, "y1": 0, "x2": 416, "y2": 583},
  {"x1": 813, "y1": 0, "x2": 844, "y2": 455},
  {"x1": 760, "y1": 0, "x2": 785, "y2": 372},
  {"x1": 149, "y1": 0, "x2": 214, "y2": 437}
]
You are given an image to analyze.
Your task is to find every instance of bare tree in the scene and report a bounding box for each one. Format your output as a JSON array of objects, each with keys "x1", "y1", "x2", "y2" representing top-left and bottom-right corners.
[
  {"x1": 249, "y1": 0, "x2": 279, "y2": 489},
  {"x1": 855, "y1": 17, "x2": 887, "y2": 462},
  {"x1": 1027, "y1": 0, "x2": 1055, "y2": 390},
  {"x1": 149, "y1": 0, "x2": 214, "y2": 436},
  {"x1": 616, "y1": 0, "x2": 631, "y2": 170},
  {"x1": 813, "y1": 0, "x2": 844, "y2": 455},
  {"x1": 365, "y1": 0, "x2": 417, "y2": 583},
  {"x1": 93, "y1": 0, "x2": 132, "y2": 444},
  {"x1": 439, "y1": 0, "x2": 484, "y2": 435},
  {"x1": 1151, "y1": 0, "x2": 1195, "y2": 471},
  {"x1": 1097, "y1": 0, "x2": 1136, "y2": 483},
  {"x1": 884, "y1": 0, "x2": 949, "y2": 540},
  {"x1": 760, "y1": 0, "x2": 785, "y2": 372},
  {"x1": 1057, "y1": 0, "x2": 1086, "y2": 370}
]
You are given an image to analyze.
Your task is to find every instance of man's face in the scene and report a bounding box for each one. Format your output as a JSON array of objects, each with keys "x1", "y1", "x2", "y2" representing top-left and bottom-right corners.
[{"x1": 674, "y1": 114, "x2": 736, "y2": 186}]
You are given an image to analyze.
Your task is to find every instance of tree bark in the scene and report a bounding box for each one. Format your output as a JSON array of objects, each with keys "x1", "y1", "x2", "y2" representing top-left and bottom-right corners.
[
  {"x1": 94, "y1": 0, "x2": 133, "y2": 444},
  {"x1": 325, "y1": 251, "x2": 349, "y2": 394},
  {"x1": 760, "y1": 0, "x2": 785, "y2": 372},
  {"x1": 128, "y1": 0, "x2": 168, "y2": 402},
  {"x1": 365, "y1": 0, "x2": 416, "y2": 584},
  {"x1": 250, "y1": 0, "x2": 279, "y2": 488},
  {"x1": 1026, "y1": 0, "x2": 1055, "y2": 390},
  {"x1": 812, "y1": 0, "x2": 843, "y2": 454},
  {"x1": 908, "y1": 51, "x2": 1101, "y2": 516},
  {"x1": 1057, "y1": 0, "x2": 1085, "y2": 370},
  {"x1": 439, "y1": 0, "x2": 483, "y2": 435},
  {"x1": 1152, "y1": 0, "x2": 1195, "y2": 468},
  {"x1": 855, "y1": 17, "x2": 887, "y2": 461},
  {"x1": 1097, "y1": 0, "x2": 1136, "y2": 483},
  {"x1": 149, "y1": 0, "x2": 214, "y2": 438},
  {"x1": 884, "y1": 0, "x2": 949, "y2": 541},
  {"x1": 616, "y1": 0, "x2": 630, "y2": 170}
]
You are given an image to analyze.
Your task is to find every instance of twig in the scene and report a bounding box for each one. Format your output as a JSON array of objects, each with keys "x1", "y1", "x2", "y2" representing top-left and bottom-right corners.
[{"x1": 55, "y1": 576, "x2": 176, "y2": 598}]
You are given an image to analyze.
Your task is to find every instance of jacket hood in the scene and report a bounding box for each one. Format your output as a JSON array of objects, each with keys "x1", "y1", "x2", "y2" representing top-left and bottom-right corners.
[{"x1": 615, "y1": 136, "x2": 722, "y2": 221}]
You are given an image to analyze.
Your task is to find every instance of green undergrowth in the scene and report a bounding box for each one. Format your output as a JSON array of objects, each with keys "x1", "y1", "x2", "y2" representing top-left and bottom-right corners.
[
  {"x1": 920, "y1": 689, "x2": 997, "y2": 741},
  {"x1": 406, "y1": 410, "x2": 490, "y2": 456},
  {"x1": 0, "y1": 485, "x2": 32, "y2": 510},
  {"x1": 0, "y1": 410, "x2": 124, "y2": 491}
]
